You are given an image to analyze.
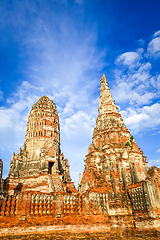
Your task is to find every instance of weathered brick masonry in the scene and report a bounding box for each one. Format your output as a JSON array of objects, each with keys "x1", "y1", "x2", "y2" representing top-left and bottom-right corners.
[
  {"x1": 3, "y1": 96, "x2": 75, "y2": 196},
  {"x1": 0, "y1": 75, "x2": 160, "y2": 238},
  {"x1": 79, "y1": 75, "x2": 160, "y2": 222}
]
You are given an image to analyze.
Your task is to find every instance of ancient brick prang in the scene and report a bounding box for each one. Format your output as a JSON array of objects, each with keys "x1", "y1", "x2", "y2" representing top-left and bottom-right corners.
[
  {"x1": 80, "y1": 74, "x2": 160, "y2": 219},
  {"x1": 4, "y1": 96, "x2": 75, "y2": 195}
]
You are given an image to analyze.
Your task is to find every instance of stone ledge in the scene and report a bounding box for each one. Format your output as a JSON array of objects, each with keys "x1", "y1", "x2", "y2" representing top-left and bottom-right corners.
[
  {"x1": 135, "y1": 219, "x2": 160, "y2": 230},
  {"x1": 0, "y1": 224, "x2": 111, "y2": 236}
]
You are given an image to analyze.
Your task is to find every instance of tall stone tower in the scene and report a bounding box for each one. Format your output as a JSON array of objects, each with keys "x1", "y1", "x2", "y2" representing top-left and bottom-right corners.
[
  {"x1": 80, "y1": 75, "x2": 147, "y2": 191},
  {"x1": 24, "y1": 96, "x2": 60, "y2": 165},
  {"x1": 80, "y1": 75, "x2": 160, "y2": 217},
  {"x1": 4, "y1": 96, "x2": 75, "y2": 195}
]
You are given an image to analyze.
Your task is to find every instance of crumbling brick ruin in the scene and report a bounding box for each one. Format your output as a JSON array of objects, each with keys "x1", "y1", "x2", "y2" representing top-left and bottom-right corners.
[
  {"x1": 0, "y1": 75, "x2": 160, "y2": 238},
  {"x1": 3, "y1": 96, "x2": 76, "y2": 196},
  {"x1": 80, "y1": 75, "x2": 160, "y2": 220}
]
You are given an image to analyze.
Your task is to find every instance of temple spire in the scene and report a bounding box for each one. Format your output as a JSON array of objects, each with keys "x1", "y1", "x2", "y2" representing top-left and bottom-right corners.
[
  {"x1": 93, "y1": 75, "x2": 127, "y2": 138},
  {"x1": 98, "y1": 74, "x2": 118, "y2": 115}
]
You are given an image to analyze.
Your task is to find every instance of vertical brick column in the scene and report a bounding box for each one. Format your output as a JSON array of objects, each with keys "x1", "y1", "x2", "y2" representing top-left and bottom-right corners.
[
  {"x1": 20, "y1": 193, "x2": 28, "y2": 220},
  {"x1": 0, "y1": 199, "x2": 3, "y2": 215},
  {"x1": 16, "y1": 193, "x2": 23, "y2": 220},
  {"x1": 35, "y1": 194, "x2": 39, "y2": 215},
  {"x1": 30, "y1": 194, "x2": 35, "y2": 215},
  {"x1": 26, "y1": 192, "x2": 32, "y2": 217},
  {"x1": 10, "y1": 195, "x2": 16, "y2": 215},
  {"x1": 51, "y1": 195, "x2": 56, "y2": 217},
  {"x1": 47, "y1": 195, "x2": 51, "y2": 215},
  {"x1": 82, "y1": 194, "x2": 86, "y2": 215},
  {"x1": 39, "y1": 195, "x2": 43, "y2": 216},
  {"x1": 56, "y1": 194, "x2": 61, "y2": 218},
  {"x1": 85, "y1": 193, "x2": 90, "y2": 215},
  {"x1": 5, "y1": 196, "x2": 11, "y2": 216},
  {"x1": 78, "y1": 195, "x2": 82, "y2": 215},
  {"x1": 1, "y1": 198, "x2": 7, "y2": 216},
  {"x1": 43, "y1": 195, "x2": 47, "y2": 215},
  {"x1": 61, "y1": 194, "x2": 64, "y2": 215}
]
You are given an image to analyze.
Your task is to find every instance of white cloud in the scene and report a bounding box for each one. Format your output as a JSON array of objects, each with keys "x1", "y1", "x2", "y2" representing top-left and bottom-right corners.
[
  {"x1": 115, "y1": 52, "x2": 141, "y2": 69},
  {"x1": 0, "y1": 81, "x2": 44, "y2": 150},
  {"x1": 112, "y1": 42, "x2": 160, "y2": 107},
  {"x1": 60, "y1": 110, "x2": 96, "y2": 186},
  {"x1": 111, "y1": 63, "x2": 155, "y2": 106},
  {"x1": 153, "y1": 30, "x2": 160, "y2": 38},
  {"x1": 150, "y1": 74, "x2": 160, "y2": 90},
  {"x1": 136, "y1": 48, "x2": 144, "y2": 54},
  {"x1": 61, "y1": 110, "x2": 95, "y2": 139},
  {"x1": 147, "y1": 37, "x2": 160, "y2": 58},
  {"x1": 148, "y1": 159, "x2": 160, "y2": 168},
  {"x1": 156, "y1": 149, "x2": 160, "y2": 153},
  {"x1": 121, "y1": 103, "x2": 160, "y2": 133},
  {"x1": 147, "y1": 30, "x2": 160, "y2": 58}
]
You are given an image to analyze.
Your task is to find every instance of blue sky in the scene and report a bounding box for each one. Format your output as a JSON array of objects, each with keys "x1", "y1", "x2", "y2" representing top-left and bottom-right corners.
[{"x1": 0, "y1": 0, "x2": 160, "y2": 187}]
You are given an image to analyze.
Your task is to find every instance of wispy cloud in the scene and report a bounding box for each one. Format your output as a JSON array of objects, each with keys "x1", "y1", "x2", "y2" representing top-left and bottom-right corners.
[
  {"x1": 75, "y1": 0, "x2": 83, "y2": 5},
  {"x1": 148, "y1": 159, "x2": 160, "y2": 168},
  {"x1": 137, "y1": 39, "x2": 145, "y2": 46}
]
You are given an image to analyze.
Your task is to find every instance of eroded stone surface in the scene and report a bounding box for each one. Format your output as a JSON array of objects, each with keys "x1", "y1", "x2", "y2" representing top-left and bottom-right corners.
[
  {"x1": 80, "y1": 75, "x2": 160, "y2": 219},
  {"x1": 3, "y1": 96, "x2": 75, "y2": 195}
]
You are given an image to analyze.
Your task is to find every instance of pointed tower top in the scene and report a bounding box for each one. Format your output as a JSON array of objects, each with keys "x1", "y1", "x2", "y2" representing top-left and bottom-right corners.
[
  {"x1": 100, "y1": 74, "x2": 108, "y2": 85},
  {"x1": 31, "y1": 96, "x2": 57, "y2": 111},
  {"x1": 98, "y1": 75, "x2": 117, "y2": 115},
  {"x1": 92, "y1": 75, "x2": 127, "y2": 139},
  {"x1": 24, "y1": 96, "x2": 60, "y2": 159}
]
